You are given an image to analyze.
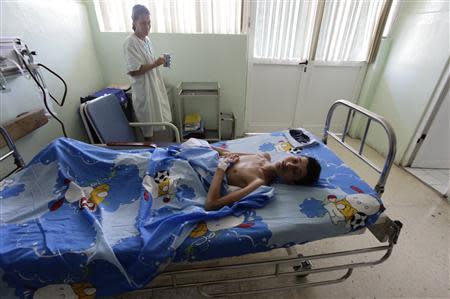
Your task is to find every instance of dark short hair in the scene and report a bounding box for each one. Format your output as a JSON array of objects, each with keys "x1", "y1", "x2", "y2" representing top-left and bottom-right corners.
[
  {"x1": 297, "y1": 156, "x2": 321, "y2": 185},
  {"x1": 131, "y1": 4, "x2": 150, "y2": 31}
]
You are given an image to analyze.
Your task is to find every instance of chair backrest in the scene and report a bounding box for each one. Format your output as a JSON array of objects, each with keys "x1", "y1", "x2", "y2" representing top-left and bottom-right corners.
[
  {"x1": 79, "y1": 103, "x2": 98, "y2": 144},
  {"x1": 84, "y1": 94, "x2": 136, "y2": 143}
]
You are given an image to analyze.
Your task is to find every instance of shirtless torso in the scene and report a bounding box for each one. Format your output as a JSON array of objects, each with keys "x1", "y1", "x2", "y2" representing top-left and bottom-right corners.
[
  {"x1": 204, "y1": 146, "x2": 312, "y2": 211},
  {"x1": 226, "y1": 153, "x2": 272, "y2": 188},
  {"x1": 204, "y1": 150, "x2": 276, "y2": 210}
]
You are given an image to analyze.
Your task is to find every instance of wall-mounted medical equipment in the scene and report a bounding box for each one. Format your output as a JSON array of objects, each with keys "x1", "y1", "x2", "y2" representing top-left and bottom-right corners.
[
  {"x1": 0, "y1": 37, "x2": 26, "y2": 79},
  {"x1": 0, "y1": 37, "x2": 68, "y2": 137},
  {"x1": 0, "y1": 37, "x2": 26, "y2": 91}
]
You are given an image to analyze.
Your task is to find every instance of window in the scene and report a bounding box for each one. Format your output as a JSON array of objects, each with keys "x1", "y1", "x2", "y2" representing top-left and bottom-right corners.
[
  {"x1": 253, "y1": 0, "x2": 317, "y2": 62},
  {"x1": 315, "y1": 0, "x2": 386, "y2": 62},
  {"x1": 93, "y1": 0, "x2": 242, "y2": 34},
  {"x1": 253, "y1": 0, "x2": 390, "y2": 62}
]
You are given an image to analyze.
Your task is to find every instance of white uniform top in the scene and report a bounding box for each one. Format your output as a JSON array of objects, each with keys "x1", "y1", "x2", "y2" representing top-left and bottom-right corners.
[{"x1": 123, "y1": 34, "x2": 172, "y2": 137}]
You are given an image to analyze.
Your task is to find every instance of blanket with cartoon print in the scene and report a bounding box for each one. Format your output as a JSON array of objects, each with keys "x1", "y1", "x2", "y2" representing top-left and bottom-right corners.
[{"x1": 0, "y1": 138, "x2": 273, "y2": 298}]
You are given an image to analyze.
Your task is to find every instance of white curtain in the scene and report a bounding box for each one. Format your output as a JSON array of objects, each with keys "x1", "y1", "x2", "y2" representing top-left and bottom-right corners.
[
  {"x1": 253, "y1": 0, "x2": 318, "y2": 62},
  {"x1": 315, "y1": 0, "x2": 386, "y2": 62},
  {"x1": 94, "y1": 0, "x2": 242, "y2": 34},
  {"x1": 253, "y1": 0, "x2": 387, "y2": 62}
]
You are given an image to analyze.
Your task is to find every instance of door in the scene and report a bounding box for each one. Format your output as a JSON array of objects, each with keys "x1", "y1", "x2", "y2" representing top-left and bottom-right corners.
[
  {"x1": 292, "y1": 62, "x2": 367, "y2": 135},
  {"x1": 246, "y1": 63, "x2": 306, "y2": 132},
  {"x1": 245, "y1": 0, "x2": 314, "y2": 133},
  {"x1": 412, "y1": 88, "x2": 450, "y2": 169},
  {"x1": 245, "y1": 0, "x2": 387, "y2": 135}
]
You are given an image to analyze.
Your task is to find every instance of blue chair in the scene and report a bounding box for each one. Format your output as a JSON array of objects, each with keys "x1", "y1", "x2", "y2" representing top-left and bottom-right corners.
[{"x1": 80, "y1": 94, "x2": 180, "y2": 145}]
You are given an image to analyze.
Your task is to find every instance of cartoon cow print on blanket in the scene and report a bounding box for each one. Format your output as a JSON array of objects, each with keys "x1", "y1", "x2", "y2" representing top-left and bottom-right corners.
[
  {"x1": 324, "y1": 193, "x2": 383, "y2": 230},
  {"x1": 49, "y1": 180, "x2": 110, "y2": 212},
  {"x1": 143, "y1": 170, "x2": 175, "y2": 203},
  {"x1": 289, "y1": 146, "x2": 303, "y2": 155},
  {"x1": 275, "y1": 141, "x2": 293, "y2": 152},
  {"x1": 299, "y1": 186, "x2": 384, "y2": 231},
  {"x1": 274, "y1": 141, "x2": 303, "y2": 155}
]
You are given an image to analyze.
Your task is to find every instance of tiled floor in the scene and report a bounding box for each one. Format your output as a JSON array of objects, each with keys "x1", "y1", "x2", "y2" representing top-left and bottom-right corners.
[
  {"x1": 405, "y1": 167, "x2": 449, "y2": 196},
  {"x1": 109, "y1": 138, "x2": 450, "y2": 299}
]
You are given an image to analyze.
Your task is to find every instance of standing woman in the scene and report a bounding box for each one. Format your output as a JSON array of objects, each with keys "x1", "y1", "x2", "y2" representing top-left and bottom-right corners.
[{"x1": 123, "y1": 4, "x2": 172, "y2": 140}]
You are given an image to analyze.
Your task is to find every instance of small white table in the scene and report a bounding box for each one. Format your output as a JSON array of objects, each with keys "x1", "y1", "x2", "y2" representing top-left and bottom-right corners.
[{"x1": 177, "y1": 82, "x2": 221, "y2": 142}]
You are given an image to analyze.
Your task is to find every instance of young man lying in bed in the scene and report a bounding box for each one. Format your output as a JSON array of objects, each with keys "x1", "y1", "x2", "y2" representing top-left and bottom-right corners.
[{"x1": 205, "y1": 146, "x2": 321, "y2": 211}]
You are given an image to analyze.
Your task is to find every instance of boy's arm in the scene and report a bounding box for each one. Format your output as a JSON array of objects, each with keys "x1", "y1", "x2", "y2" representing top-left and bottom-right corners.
[
  {"x1": 205, "y1": 177, "x2": 265, "y2": 211},
  {"x1": 211, "y1": 146, "x2": 254, "y2": 157},
  {"x1": 211, "y1": 146, "x2": 230, "y2": 156}
]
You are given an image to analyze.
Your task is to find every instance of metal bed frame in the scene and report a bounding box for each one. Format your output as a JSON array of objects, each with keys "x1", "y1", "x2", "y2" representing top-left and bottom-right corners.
[
  {"x1": 0, "y1": 100, "x2": 402, "y2": 298},
  {"x1": 133, "y1": 99, "x2": 403, "y2": 297}
]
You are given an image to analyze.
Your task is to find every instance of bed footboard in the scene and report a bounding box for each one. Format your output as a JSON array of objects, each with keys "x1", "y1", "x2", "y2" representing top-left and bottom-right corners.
[{"x1": 323, "y1": 100, "x2": 397, "y2": 196}]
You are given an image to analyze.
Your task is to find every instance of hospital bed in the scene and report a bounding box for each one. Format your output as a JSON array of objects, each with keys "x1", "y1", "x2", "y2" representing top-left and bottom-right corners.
[
  {"x1": 133, "y1": 100, "x2": 402, "y2": 297},
  {"x1": 0, "y1": 100, "x2": 402, "y2": 298}
]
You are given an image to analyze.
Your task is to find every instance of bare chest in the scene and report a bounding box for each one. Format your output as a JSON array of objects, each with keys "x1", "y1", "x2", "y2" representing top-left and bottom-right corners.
[{"x1": 226, "y1": 155, "x2": 267, "y2": 187}]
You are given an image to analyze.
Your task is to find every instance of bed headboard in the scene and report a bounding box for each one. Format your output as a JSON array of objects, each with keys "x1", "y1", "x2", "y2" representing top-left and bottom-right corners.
[{"x1": 322, "y1": 100, "x2": 397, "y2": 196}]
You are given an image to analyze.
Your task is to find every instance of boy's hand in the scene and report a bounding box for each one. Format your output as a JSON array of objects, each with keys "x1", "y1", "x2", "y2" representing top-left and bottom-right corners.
[
  {"x1": 218, "y1": 155, "x2": 239, "y2": 172},
  {"x1": 224, "y1": 154, "x2": 239, "y2": 164},
  {"x1": 222, "y1": 152, "x2": 233, "y2": 158}
]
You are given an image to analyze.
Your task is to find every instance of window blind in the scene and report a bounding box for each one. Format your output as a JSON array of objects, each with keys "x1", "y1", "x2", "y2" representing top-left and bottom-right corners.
[{"x1": 94, "y1": 0, "x2": 242, "y2": 34}]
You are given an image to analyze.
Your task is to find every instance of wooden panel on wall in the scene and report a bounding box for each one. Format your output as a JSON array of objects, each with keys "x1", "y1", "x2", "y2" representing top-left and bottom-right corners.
[{"x1": 0, "y1": 109, "x2": 48, "y2": 148}]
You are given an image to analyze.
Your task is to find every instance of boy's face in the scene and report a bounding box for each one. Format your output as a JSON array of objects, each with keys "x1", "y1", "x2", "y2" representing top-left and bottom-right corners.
[{"x1": 276, "y1": 156, "x2": 308, "y2": 184}]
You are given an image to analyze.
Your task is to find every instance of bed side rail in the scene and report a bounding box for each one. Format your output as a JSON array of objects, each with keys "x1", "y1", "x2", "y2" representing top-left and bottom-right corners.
[
  {"x1": 134, "y1": 215, "x2": 402, "y2": 298},
  {"x1": 0, "y1": 126, "x2": 25, "y2": 180},
  {"x1": 322, "y1": 100, "x2": 397, "y2": 196}
]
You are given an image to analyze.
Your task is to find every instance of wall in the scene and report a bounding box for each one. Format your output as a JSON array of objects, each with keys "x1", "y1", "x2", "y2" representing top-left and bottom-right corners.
[
  {"x1": 0, "y1": 0, "x2": 105, "y2": 170},
  {"x1": 85, "y1": 3, "x2": 248, "y2": 137},
  {"x1": 355, "y1": 1, "x2": 450, "y2": 163}
]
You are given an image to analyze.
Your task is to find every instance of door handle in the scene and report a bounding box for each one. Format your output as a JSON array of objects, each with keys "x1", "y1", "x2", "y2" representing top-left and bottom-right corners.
[{"x1": 299, "y1": 59, "x2": 308, "y2": 72}]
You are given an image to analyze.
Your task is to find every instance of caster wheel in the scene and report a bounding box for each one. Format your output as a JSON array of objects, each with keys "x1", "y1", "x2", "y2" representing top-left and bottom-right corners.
[{"x1": 293, "y1": 254, "x2": 312, "y2": 278}]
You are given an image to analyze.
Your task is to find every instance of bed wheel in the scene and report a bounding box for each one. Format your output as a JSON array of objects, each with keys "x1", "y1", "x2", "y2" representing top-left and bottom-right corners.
[{"x1": 293, "y1": 254, "x2": 312, "y2": 277}]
